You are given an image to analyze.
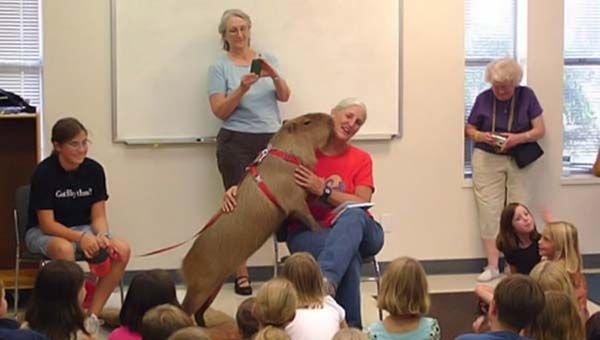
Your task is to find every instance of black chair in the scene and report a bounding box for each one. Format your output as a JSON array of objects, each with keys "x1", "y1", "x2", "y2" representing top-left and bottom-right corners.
[
  {"x1": 272, "y1": 223, "x2": 383, "y2": 320},
  {"x1": 13, "y1": 185, "x2": 124, "y2": 314}
]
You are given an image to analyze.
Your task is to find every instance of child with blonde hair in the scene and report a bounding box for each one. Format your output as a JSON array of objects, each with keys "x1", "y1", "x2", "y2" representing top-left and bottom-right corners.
[
  {"x1": 255, "y1": 325, "x2": 290, "y2": 340},
  {"x1": 333, "y1": 328, "x2": 368, "y2": 340},
  {"x1": 539, "y1": 221, "x2": 588, "y2": 318},
  {"x1": 167, "y1": 326, "x2": 210, "y2": 340},
  {"x1": 529, "y1": 260, "x2": 574, "y2": 296},
  {"x1": 254, "y1": 278, "x2": 297, "y2": 329},
  {"x1": 280, "y1": 252, "x2": 346, "y2": 340},
  {"x1": 141, "y1": 304, "x2": 194, "y2": 340},
  {"x1": 526, "y1": 291, "x2": 585, "y2": 340},
  {"x1": 367, "y1": 257, "x2": 440, "y2": 340}
]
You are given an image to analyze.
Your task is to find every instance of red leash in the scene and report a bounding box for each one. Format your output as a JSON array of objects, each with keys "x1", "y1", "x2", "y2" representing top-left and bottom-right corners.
[{"x1": 134, "y1": 146, "x2": 302, "y2": 258}]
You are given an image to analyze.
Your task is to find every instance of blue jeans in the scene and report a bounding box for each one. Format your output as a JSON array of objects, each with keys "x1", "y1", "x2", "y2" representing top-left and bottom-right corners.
[{"x1": 287, "y1": 208, "x2": 384, "y2": 328}]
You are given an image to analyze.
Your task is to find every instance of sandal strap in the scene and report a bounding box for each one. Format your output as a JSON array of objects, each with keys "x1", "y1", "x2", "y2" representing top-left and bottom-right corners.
[{"x1": 236, "y1": 275, "x2": 251, "y2": 284}]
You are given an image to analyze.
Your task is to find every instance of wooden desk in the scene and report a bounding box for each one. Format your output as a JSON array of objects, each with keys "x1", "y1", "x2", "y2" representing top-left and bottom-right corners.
[{"x1": 0, "y1": 114, "x2": 40, "y2": 273}]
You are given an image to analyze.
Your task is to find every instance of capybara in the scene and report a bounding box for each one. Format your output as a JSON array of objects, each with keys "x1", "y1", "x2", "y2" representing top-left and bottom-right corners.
[{"x1": 181, "y1": 112, "x2": 333, "y2": 323}]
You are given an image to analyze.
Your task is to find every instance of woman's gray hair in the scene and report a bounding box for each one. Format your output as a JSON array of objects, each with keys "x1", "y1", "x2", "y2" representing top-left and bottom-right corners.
[
  {"x1": 485, "y1": 58, "x2": 523, "y2": 86},
  {"x1": 332, "y1": 97, "x2": 367, "y2": 115},
  {"x1": 218, "y1": 9, "x2": 252, "y2": 51}
]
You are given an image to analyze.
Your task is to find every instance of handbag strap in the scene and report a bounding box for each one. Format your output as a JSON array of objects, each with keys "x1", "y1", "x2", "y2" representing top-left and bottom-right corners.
[{"x1": 491, "y1": 89, "x2": 517, "y2": 134}]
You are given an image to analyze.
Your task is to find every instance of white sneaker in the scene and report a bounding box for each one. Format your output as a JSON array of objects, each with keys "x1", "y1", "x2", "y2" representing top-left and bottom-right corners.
[{"x1": 477, "y1": 267, "x2": 500, "y2": 282}]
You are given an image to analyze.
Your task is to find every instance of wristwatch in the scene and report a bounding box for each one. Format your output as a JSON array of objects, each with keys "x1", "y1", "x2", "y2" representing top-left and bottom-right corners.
[
  {"x1": 98, "y1": 231, "x2": 112, "y2": 239},
  {"x1": 320, "y1": 186, "x2": 332, "y2": 201}
]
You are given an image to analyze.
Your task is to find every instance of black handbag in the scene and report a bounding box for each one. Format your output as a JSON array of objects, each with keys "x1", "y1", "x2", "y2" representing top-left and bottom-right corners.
[
  {"x1": 510, "y1": 141, "x2": 544, "y2": 168},
  {"x1": 492, "y1": 88, "x2": 544, "y2": 168}
]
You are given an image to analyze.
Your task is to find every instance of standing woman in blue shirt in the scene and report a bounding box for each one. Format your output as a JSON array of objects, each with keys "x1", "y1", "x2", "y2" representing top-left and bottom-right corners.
[{"x1": 207, "y1": 8, "x2": 291, "y2": 296}]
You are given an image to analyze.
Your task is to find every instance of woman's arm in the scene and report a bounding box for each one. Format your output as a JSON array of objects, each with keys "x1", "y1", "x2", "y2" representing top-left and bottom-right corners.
[
  {"x1": 272, "y1": 76, "x2": 290, "y2": 102},
  {"x1": 465, "y1": 123, "x2": 495, "y2": 146},
  {"x1": 293, "y1": 164, "x2": 372, "y2": 205},
  {"x1": 260, "y1": 59, "x2": 290, "y2": 102},
  {"x1": 500, "y1": 115, "x2": 545, "y2": 152},
  {"x1": 209, "y1": 73, "x2": 259, "y2": 120}
]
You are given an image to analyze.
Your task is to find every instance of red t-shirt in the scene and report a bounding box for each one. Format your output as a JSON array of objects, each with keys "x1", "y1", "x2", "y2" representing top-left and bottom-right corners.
[{"x1": 288, "y1": 145, "x2": 374, "y2": 232}]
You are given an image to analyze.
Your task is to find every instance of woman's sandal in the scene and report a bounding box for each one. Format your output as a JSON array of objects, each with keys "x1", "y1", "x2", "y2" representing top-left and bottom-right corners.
[{"x1": 234, "y1": 275, "x2": 253, "y2": 296}]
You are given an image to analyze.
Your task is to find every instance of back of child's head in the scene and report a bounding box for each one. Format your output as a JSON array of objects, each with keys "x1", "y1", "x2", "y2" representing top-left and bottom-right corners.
[
  {"x1": 167, "y1": 326, "x2": 210, "y2": 340},
  {"x1": 542, "y1": 221, "x2": 582, "y2": 274},
  {"x1": 280, "y1": 252, "x2": 324, "y2": 306},
  {"x1": 254, "y1": 325, "x2": 290, "y2": 340},
  {"x1": 120, "y1": 269, "x2": 179, "y2": 333},
  {"x1": 527, "y1": 291, "x2": 584, "y2": 340},
  {"x1": 236, "y1": 297, "x2": 259, "y2": 339},
  {"x1": 141, "y1": 303, "x2": 194, "y2": 340},
  {"x1": 332, "y1": 327, "x2": 368, "y2": 340},
  {"x1": 377, "y1": 256, "x2": 430, "y2": 316},
  {"x1": 586, "y1": 311, "x2": 600, "y2": 340},
  {"x1": 529, "y1": 260, "x2": 574, "y2": 296},
  {"x1": 25, "y1": 259, "x2": 87, "y2": 340},
  {"x1": 496, "y1": 202, "x2": 540, "y2": 253},
  {"x1": 492, "y1": 274, "x2": 545, "y2": 331},
  {"x1": 254, "y1": 278, "x2": 297, "y2": 328}
]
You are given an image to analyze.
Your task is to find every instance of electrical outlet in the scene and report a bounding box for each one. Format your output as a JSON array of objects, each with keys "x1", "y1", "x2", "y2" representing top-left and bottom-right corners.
[{"x1": 381, "y1": 213, "x2": 393, "y2": 233}]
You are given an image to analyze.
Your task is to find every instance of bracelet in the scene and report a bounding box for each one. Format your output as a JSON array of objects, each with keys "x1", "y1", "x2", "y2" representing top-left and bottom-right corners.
[
  {"x1": 272, "y1": 75, "x2": 280, "y2": 81},
  {"x1": 525, "y1": 131, "x2": 531, "y2": 141},
  {"x1": 78, "y1": 231, "x2": 88, "y2": 244},
  {"x1": 474, "y1": 131, "x2": 480, "y2": 141}
]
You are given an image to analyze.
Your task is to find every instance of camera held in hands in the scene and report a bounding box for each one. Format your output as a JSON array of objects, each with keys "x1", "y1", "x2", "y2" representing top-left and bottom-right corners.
[
  {"x1": 250, "y1": 59, "x2": 262, "y2": 75},
  {"x1": 492, "y1": 133, "x2": 507, "y2": 147}
]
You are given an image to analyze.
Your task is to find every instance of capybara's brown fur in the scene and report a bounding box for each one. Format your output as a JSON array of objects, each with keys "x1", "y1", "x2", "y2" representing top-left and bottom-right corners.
[{"x1": 181, "y1": 113, "x2": 333, "y2": 321}]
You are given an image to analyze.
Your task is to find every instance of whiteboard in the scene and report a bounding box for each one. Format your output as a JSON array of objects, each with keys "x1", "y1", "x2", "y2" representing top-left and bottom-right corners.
[{"x1": 111, "y1": 0, "x2": 401, "y2": 144}]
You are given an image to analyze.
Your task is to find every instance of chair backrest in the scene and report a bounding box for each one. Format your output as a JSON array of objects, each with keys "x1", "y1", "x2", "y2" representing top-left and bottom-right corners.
[{"x1": 14, "y1": 185, "x2": 31, "y2": 242}]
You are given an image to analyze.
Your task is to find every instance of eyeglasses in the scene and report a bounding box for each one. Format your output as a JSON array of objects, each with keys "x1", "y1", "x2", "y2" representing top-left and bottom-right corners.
[
  {"x1": 65, "y1": 139, "x2": 91, "y2": 149},
  {"x1": 228, "y1": 25, "x2": 249, "y2": 35}
]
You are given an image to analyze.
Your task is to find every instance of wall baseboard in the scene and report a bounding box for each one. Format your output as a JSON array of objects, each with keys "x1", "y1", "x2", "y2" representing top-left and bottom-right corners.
[{"x1": 121, "y1": 253, "x2": 600, "y2": 286}]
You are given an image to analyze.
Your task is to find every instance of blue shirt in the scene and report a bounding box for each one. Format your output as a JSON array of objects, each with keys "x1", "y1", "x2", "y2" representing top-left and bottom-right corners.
[
  {"x1": 455, "y1": 331, "x2": 531, "y2": 340},
  {"x1": 207, "y1": 52, "x2": 282, "y2": 133},
  {"x1": 367, "y1": 317, "x2": 441, "y2": 340}
]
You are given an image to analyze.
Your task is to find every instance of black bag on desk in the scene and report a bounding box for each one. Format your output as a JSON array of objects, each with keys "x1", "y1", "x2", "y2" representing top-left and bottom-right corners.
[
  {"x1": 510, "y1": 142, "x2": 544, "y2": 168},
  {"x1": 0, "y1": 88, "x2": 36, "y2": 113}
]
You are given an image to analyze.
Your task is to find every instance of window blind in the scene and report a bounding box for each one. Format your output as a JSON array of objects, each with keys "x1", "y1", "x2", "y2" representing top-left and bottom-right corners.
[{"x1": 0, "y1": 0, "x2": 42, "y2": 107}]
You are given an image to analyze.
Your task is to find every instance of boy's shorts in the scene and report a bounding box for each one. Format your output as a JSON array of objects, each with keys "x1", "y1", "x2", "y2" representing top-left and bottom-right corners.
[{"x1": 25, "y1": 224, "x2": 91, "y2": 258}]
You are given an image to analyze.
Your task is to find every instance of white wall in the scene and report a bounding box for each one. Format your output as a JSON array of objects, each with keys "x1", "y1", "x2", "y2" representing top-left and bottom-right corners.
[{"x1": 42, "y1": 0, "x2": 600, "y2": 271}]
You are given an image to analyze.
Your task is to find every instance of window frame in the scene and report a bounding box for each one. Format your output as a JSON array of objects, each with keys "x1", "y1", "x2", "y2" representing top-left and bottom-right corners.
[{"x1": 463, "y1": 0, "x2": 520, "y2": 177}]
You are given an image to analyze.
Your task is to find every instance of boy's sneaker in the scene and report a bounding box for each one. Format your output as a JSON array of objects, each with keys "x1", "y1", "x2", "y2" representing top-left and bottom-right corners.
[{"x1": 477, "y1": 266, "x2": 500, "y2": 282}]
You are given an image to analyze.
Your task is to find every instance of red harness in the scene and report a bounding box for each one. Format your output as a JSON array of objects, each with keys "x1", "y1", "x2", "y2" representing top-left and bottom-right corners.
[
  {"x1": 246, "y1": 146, "x2": 302, "y2": 212},
  {"x1": 136, "y1": 146, "x2": 301, "y2": 257}
]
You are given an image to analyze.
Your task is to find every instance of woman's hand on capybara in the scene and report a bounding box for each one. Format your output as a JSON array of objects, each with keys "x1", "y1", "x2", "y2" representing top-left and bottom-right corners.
[
  {"x1": 294, "y1": 164, "x2": 326, "y2": 196},
  {"x1": 222, "y1": 185, "x2": 238, "y2": 213}
]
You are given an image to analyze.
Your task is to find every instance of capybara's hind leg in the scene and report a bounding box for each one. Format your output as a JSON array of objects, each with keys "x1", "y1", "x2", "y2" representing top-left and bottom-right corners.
[{"x1": 193, "y1": 281, "x2": 224, "y2": 327}]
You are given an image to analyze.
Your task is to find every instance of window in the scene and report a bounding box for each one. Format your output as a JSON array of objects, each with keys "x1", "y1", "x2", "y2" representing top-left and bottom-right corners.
[
  {"x1": 464, "y1": 0, "x2": 520, "y2": 175},
  {"x1": 563, "y1": 0, "x2": 600, "y2": 173},
  {"x1": 0, "y1": 0, "x2": 43, "y2": 107}
]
